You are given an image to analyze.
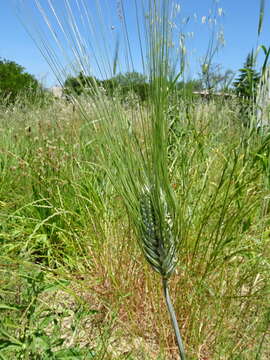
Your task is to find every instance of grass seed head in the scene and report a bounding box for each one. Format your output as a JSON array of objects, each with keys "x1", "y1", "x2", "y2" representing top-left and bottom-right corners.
[{"x1": 139, "y1": 186, "x2": 177, "y2": 279}]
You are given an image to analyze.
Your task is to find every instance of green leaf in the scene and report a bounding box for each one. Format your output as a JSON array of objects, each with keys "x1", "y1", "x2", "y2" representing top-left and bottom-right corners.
[
  {"x1": 0, "y1": 339, "x2": 22, "y2": 350},
  {"x1": 42, "y1": 279, "x2": 70, "y2": 292},
  {"x1": 51, "y1": 338, "x2": 65, "y2": 348},
  {"x1": 54, "y1": 347, "x2": 96, "y2": 359},
  {"x1": 0, "y1": 304, "x2": 21, "y2": 311},
  {"x1": 0, "y1": 329, "x2": 22, "y2": 346},
  {"x1": 257, "y1": 45, "x2": 270, "y2": 73}
]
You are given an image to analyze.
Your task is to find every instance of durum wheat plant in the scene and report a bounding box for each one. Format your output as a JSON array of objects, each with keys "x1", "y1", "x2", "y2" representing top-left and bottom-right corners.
[{"x1": 139, "y1": 185, "x2": 185, "y2": 358}]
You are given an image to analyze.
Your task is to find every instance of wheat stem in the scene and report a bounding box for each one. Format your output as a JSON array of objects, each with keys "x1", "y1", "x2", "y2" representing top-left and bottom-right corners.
[{"x1": 162, "y1": 278, "x2": 186, "y2": 360}]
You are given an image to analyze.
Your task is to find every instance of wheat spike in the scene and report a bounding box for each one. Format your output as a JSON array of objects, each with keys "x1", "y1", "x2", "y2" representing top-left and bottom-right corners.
[
  {"x1": 139, "y1": 185, "x2": 186, "y2": 359},
  {"x1": 139, "y1": 186, "x2": 177, "y2": 279}
]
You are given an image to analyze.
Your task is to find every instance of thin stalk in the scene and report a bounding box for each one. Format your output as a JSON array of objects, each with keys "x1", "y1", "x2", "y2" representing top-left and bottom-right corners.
[{"x1": 162, "y1": 278, "x2": 186, "y2": 360}]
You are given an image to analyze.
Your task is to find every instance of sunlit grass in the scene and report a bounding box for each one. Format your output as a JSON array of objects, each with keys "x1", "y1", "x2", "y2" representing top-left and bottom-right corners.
[
  {"x1": 1, "y1": 0, "x2": 270, "y2": 358},
  {"x1": 0, "y1": 96, "x2": 269, "y2": 358}
]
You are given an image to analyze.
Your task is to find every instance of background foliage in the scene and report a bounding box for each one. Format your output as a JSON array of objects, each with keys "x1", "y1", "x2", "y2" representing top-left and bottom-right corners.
[{"x1": 0, "y1": 58, "x2": 46, "y2": 105}]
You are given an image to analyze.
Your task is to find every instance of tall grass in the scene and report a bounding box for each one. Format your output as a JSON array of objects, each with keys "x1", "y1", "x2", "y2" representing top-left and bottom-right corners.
[
  {"x1": 1, "y1": 94, "x2": 270, "y2": 358},
  {"x1": 0, "y1": 0, "x2": 269, "y2": 358}
]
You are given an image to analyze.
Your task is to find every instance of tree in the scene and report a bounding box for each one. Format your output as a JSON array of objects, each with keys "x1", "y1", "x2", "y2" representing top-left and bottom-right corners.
[
  {"x1": 112, "y1": 71, "x2": 147, "y2": 86},
  {"x1": 64, "y1": 72, "x2": 100, "y2": 96},
  {"x1": 233, "y1": 51, "x2": 260, "y2": 99},
  {"x1": 0, "y1": 58, "x2": 40, "y2": 104},
  {"x1": 102, "y1": 71, "x2": 149, "y2": 102},
  {"x1": 177, "y1": 79, "x2": 204, "y2": 93},
  {"x1": 200, "y1": 63, "x2": 234, "y2": 92},
  {"x1": 64, "y1": 71, "x2": 149, "y2": 102}
]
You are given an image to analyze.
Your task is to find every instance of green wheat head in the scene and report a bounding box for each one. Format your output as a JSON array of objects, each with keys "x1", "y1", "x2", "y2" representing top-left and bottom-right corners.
[{"x1": 139, "y1": 185, "x2": 177, "y2": 279}]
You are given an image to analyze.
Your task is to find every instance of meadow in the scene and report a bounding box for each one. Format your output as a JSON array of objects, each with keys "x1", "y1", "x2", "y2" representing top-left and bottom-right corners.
[
  {"x1": 0, "y1": 93, "x2": 269, "y2": 359},
  {"x1": 0, "y1": 0, "x2": 270, "y2": 358}
]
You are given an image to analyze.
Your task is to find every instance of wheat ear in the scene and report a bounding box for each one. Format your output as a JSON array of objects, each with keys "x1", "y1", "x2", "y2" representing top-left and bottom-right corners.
[{"x1": 139, "y1": 186, "x2": 186, "y2": 360}]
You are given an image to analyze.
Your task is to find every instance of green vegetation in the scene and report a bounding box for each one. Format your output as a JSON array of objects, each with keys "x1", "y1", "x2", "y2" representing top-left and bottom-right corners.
[
  {"x1": 0, "y1": 264, "x2": 96, "y2": 359},
  {"x1": 1, "y1": 0, "x2": 269, "y2": 358},
  {"x1": 233, "y1": 51, "x2": 261, "y2": 126},
  {"x1": 234, "y1": 51, "x2": 260, "y2": 99},
  {"x1": 200, "y1": 63, "x2": 234, "y2": 92},
  {"x1": 0, "y1": 59, "x2": 46, "y2": 106},
  {"x1": 64, "y1": 71, "x2": 149, "y2": 103},
  {"x1": 64, "y1": 72, "x2": 100, "y2": 97},
  {"x1": 0, "y1": 92, "x2": 269, "y2": 359}
]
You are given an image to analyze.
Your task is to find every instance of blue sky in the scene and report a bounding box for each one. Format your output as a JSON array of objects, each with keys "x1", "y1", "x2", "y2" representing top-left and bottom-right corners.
[{"x1": 0, "y1": 0, "x2": 269, "y2": 87}]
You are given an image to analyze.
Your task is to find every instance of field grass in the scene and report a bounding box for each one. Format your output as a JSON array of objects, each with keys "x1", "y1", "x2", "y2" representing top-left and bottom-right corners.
[
  {"x1": 1, "y1": 1, "x2": 270, "y2": 358},
  {"x1": 0, "y1": 94, "x2": 269, "y2": 359}
]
